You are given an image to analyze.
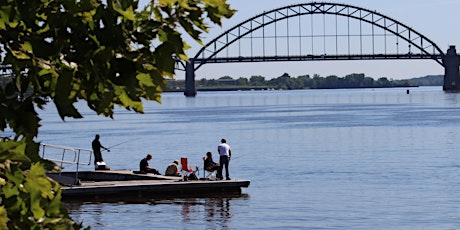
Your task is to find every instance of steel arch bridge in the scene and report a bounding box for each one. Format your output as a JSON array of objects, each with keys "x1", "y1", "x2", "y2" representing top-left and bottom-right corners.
[{"x1": 183, "y1": 2, "x2": 460, "y2": 96}]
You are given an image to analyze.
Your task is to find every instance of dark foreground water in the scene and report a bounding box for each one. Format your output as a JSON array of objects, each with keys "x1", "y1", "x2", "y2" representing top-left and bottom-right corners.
[{"x1": 37, "y1": 87, "x2": 460, "y2": 229}]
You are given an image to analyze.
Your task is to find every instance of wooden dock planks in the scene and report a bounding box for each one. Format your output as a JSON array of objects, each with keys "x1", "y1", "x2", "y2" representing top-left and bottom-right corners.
[{"x1": 56, "y1": 170, "x2": 250, "y2": 201}]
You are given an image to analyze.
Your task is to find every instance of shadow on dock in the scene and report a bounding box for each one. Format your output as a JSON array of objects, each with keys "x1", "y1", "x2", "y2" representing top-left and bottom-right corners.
[{"x1": 63, "y1": 192, "x2": 250, "y2": 204}]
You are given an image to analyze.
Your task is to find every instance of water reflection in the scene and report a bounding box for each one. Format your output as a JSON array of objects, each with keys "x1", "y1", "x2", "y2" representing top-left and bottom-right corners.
[
  {"x1": 175, "y1": 197, "x2": 234, "y2": 227},
  {"x1": 65, "y1": 194, "x2": 249, "y2": 229},
  {"x1": 65, "y1": 202, "x2": 106, "y2": 229},
  {"x1": 204, "y1": 197, "x2": 232, "y2": 224},
  {"x1": 444, "y1": 91, "x2": 460, "y2": 105}
]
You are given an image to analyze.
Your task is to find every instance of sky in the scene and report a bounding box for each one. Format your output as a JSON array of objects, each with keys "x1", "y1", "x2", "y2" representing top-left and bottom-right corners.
[{"x1": 175, "y1": 0, "x2": 460, "y2": 80}]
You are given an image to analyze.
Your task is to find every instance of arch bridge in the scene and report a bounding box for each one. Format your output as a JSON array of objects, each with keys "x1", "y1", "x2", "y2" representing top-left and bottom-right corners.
[{"x1": 182, "y1": 2, "x2": 460, "y2": 96}]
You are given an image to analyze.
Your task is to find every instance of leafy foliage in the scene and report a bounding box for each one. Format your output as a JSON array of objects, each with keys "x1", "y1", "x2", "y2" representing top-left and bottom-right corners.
[
  {"x1": 0, "y1": 0, "x2": 234, "y2": 228},
  {"x1": 408, "y1": 75, "x2": 443, "y2": 86},
  {"x1": 0, "y1": 159, "x2": 81, "y2": 229}
]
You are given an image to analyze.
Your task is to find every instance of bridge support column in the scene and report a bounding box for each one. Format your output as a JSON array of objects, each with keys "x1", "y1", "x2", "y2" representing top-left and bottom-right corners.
[
  {"x1": 184, "y1": 59, "x2": 197, "y2": 97},
  {"x1": 443, "y1": 46, "x2": 460, "y2": 91}
]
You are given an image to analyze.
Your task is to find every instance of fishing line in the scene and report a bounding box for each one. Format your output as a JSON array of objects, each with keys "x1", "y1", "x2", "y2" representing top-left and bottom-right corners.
[
  {"x1": 229, "y1": 154, "x2": 243, "y2": 161},
  {"x1": 103, "y1": 138, "x2": 138, "y2": 151}
]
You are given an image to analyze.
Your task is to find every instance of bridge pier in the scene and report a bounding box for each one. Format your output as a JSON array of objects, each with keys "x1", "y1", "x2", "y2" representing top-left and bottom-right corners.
[
  {"x1": 443, "y1": 46, "x2": 460, "y2": 91},
  {"x1": 184, "y1": 59, "x2": 197, "y2": 97}
]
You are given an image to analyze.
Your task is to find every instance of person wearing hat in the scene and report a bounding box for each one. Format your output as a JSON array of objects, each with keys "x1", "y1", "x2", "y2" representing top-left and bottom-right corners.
[{"x1": 165, "y1": 159, "x2": 181, "y2": 177}]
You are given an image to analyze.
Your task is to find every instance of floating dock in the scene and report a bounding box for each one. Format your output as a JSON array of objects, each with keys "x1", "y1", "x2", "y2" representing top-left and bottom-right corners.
[
  {"x1": 41, "y1": 143, "x2": 250, "y2": 202},
  {"x1": 48, "y1": 170, "x2": 250, "y2": 202}
]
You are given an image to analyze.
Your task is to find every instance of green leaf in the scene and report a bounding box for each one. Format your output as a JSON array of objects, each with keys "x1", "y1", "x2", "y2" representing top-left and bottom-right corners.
[
  {"x1": 0, "y1": 5, "x2": 12, "y2": 30},
  {"x1": 113, "y1": 1, "x2": 136, "y2": 21},
  {"x1": 10, "y1": 50, "x2": 30, "y2": 60},
  {"x1": 113, "y1": 86, "x2": 143, "y2": 112},
  {"x1": 7, "y1": 98, "x2": 41, "y2": 138},
  {"x1": 2, "y1": 163, "x2": 25, "y2": 199},
  {"x1": 2, "y1": 181, "x2": 20, "y2": 199},
  {"x1": 46, "y1": 189, "x2": 64, "y2": 217},
  {"x1": 154, "y1": 43, "x2": 176, "y2": 75},
  {"x1": 25, "y1": 163, "x2": 53, "y2": 220},
  {"x1": 137, "y1": 73, "x2": 155, "y2": 87},
  {"x1": 54, "y1": 69, "x2": 82, "y2": 120},
  {"x1": 21, "y1": 41, "x2": 33, "y2": 53},
  {"x1": 0, "y1": 206, "x2": 9, "y2": 229},
  {"x1": 0, "y1": 140, "x2": 29, "y2": 163},
  {"x1": 159, "y1": 0, "x2": 178, "y2": 6}
]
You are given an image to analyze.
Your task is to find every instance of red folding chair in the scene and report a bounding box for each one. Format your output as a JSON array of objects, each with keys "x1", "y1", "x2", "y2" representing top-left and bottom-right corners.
[{"x1": 180, "y1": 158, "x2": 198, "y2": 179}]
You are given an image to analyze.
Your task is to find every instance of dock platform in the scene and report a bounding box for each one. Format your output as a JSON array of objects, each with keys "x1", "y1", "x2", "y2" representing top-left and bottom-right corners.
[{"x1": 49, "y1": 170, "x2": 250, "y2": 202}]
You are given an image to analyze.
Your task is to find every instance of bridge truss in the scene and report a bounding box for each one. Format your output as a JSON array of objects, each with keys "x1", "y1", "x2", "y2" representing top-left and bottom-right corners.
[{"x1": 192, "y1": 2, "x2": 445, "y2": 70}]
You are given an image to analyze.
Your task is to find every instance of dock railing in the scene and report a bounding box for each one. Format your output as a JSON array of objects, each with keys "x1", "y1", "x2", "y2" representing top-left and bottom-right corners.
[{"x1": 40, "y1": 143, "x2": 93, "y2": 185}]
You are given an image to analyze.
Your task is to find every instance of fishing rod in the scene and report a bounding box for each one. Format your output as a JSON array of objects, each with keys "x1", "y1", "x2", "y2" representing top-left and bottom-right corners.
[
  {"x1": 102, "y1": 138, "x2": 137, "y2": 151},
  {"x1": 229, "y1": 153, "x2": 243, "y2": 161}
]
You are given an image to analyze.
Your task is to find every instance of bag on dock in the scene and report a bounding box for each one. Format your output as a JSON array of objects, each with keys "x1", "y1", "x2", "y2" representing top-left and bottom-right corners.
[
  {"x1": 187, "y1": 173, "x2": 198, "y2": 180},
  {"x1": 95, "y1": 161, "x2": 110, "y2": 170}
]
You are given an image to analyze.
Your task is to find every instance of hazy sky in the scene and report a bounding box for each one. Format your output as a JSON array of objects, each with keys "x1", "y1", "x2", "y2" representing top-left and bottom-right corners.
[{"x1": 173, "y1": 1, "x2": 460, "y2": 80}]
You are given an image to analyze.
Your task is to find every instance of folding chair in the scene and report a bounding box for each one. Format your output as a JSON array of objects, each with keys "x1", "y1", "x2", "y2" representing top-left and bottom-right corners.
[
  {"x1": 180, "y1": 158, "x2": 198, "y2": 179},
  {"x1": 202, "y1": 156, "x2": 217, "y2": 179}
]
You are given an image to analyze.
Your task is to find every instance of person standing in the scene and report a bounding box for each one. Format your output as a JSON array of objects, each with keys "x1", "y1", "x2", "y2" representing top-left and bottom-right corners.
[
  {"x1": 92, "y1": 134, "x2": 110, "y2": 165},
  {"x1": 217, "y1": 138, "x2": 232, "y2": 180}
]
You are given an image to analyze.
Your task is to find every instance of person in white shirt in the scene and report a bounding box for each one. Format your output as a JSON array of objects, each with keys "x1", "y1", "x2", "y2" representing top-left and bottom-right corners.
[{"x1": 217, "y1": 138, "x2": 232, "y2": 180}]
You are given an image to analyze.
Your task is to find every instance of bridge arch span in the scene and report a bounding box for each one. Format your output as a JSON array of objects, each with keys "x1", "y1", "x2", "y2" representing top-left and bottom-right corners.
[
  {"x1": 184, "y1": 2, "x2": 458, "y2": 96},
  {"x1": 193, "y1": 2, "x2": 444, "y2": 68}
]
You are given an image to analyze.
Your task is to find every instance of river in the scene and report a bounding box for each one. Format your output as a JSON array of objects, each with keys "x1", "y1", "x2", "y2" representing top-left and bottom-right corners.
[{"x1": 37, "y1": 86, "x2": 460, "y2": 229}]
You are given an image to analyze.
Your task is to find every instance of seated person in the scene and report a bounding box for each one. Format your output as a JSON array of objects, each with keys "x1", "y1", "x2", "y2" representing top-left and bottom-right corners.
[
  {"x1": 204, "y1": 152, "x2": 220, "y2": 173},
  {"x1": 139, "y1": 154, "x2": 161, "y2": 175},
  {"x1": 165, "y1": 159, "x2": 181, "y2": 177}
]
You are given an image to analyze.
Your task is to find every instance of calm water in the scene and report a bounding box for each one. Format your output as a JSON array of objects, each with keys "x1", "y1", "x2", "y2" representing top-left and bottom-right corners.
[{"x1": 36, "y1": 87, "x2": 460, "y2": 229}]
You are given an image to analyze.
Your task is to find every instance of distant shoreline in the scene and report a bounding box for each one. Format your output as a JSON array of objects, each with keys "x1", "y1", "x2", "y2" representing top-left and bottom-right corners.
[
  {"x1": 165, "y1": 74, "x2": 442, "y2": 92},
  {"x1": 165, "y1": 85, "x2": 419, "y2": 93}
]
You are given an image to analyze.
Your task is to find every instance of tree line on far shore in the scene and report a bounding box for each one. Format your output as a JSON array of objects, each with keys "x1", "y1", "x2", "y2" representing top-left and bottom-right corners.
[{"x1": 166, "y1": 73, "x2": 443, "y2": 91}]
